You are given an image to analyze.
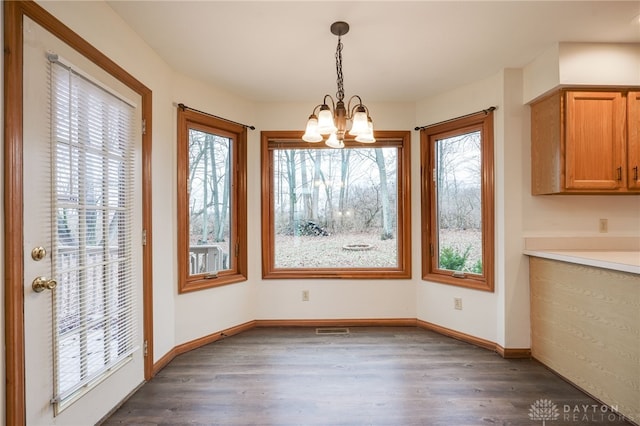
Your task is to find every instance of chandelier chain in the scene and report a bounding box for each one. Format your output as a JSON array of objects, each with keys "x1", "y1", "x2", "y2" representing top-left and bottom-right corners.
[{"x1": 335, "y1": 36, "x2": 345, "y2": 102}]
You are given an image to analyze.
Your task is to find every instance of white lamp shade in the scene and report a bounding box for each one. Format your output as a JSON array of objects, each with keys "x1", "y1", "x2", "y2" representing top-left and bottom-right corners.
[
  {"x1": 302, "y1": 116, "x2": 323, "y2": 143},
  {"x1": 317, "y1": 107, "x2": 337, "y2": 135},
  {"x1": 325, "y1": 133, "x2": 344, "y2": 148},
  {"x1": 349, "y1": 109, "x2": 369, "y2": 136},
  {"x1": 355, "y1": 119, "x2": 375, "y2": 143}
]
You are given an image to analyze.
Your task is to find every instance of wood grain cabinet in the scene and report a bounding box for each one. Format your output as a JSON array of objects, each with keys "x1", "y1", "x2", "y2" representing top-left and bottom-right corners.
[{"x1": 531, "y1": 89, "x2": 640, "y2": 194}]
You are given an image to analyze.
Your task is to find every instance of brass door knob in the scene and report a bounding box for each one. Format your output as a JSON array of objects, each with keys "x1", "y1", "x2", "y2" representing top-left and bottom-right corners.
[{"x1": 32, "y1": 276, "x2": 57, "y2": 293}]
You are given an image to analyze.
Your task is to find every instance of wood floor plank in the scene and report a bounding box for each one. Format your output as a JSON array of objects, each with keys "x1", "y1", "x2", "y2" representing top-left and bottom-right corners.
[{"x1": 102, "y1": 327, "x2": 635, "y2": 425}]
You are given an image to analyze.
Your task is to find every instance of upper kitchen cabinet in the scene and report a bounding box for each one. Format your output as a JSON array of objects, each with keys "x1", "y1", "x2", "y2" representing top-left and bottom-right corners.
[{"x1": 531, "y1": 89, "x2": 640, "y2": 194}]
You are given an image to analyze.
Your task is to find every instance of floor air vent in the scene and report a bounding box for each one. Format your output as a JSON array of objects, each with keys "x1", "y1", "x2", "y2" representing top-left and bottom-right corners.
[{"x1": 316, "y1": 327, "x2": 350, "y2": 335}]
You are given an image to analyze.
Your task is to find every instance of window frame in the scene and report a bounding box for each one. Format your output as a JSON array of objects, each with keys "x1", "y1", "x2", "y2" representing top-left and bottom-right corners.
[
  {"x1": 420, "y1": 111, "x2": 495, "y2": 292},
  {"x1": 177, "y1": 108, "x2": 247, "y2": 293},
  {"x1": 261, "y1": 130, "x2": 411, "y2": 279}
]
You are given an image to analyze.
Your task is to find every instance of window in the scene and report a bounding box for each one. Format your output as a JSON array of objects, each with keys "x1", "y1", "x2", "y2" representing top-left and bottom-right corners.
[
  {"x1": 261, "y1": 131, "x2": 411, "y2": 279},
  {"x1": 50, "y1": 58, "x2": 138, "y2": 407},
  {"x1": 420, "y1": 111, "x2": 494, "y2": 291},
  {"x1": 177, "y1": 108, "x2": 247, "y2": 292}
]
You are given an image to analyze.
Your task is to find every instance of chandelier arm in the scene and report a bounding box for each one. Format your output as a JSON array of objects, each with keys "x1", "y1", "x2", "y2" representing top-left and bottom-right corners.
[
  {"x1": 310, "y1": 104, "x2": 324, "y2": 115},
  {"x1": 346, "y1": 95, "x2": 365, "y2": 118},
  {"x1": 322, "y1": 94, "x2": 336, "y2": 111}
]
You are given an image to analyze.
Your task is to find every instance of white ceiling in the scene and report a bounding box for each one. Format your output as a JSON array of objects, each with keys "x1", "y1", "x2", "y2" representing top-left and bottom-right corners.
[{"x1": 107, "y1": 1, "x2": 640, "y2": 103}]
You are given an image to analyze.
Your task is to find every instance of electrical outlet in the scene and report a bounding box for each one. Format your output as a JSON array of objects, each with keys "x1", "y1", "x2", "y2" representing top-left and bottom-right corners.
[
  {"x1": 454, "y1": 297, "x2": 462, "y2": 310},
  {"x1": 302, "y1": 290, "x2": 309, "y2": 301},
  {"x1": 599, "y1": 218, "x2": 608, "y2": 233}
]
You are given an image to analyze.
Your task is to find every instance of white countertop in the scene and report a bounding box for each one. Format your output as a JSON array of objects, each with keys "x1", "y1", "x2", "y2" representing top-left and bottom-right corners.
[{"x1": 523, "y1": 249, "x2": 640, "y2": 275}]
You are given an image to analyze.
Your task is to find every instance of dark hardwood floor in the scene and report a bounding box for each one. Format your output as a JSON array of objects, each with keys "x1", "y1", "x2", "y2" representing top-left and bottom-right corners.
[{"x1": 102, "y1": 327, "x2": 634, "y2": 425}]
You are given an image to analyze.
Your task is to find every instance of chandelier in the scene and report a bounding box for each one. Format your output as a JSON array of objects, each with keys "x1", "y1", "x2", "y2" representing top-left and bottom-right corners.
[{"x1": 302, "y1": 21, "x2": 375, "y2": 148}]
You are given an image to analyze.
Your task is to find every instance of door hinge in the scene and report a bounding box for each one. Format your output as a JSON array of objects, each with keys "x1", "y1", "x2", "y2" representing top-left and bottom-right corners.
[
  {"x1": 142, "y1": 229, "x2": 147, "y2": 246},
  {"x1": 142, "y1": 118, "x2": 147, "y2": 135},
  {"x1": 143, "y1": 340, "x2": 148, "y2": 357},
  {"x1": 235, "y1": 243, "x2": 239, "y2": 257},
  {"x1": 430, "y1": 244, "x2": 434, "y2": 257},
  {"x1": 432, "y1": 168, "x2": 436, "y2": 183}
]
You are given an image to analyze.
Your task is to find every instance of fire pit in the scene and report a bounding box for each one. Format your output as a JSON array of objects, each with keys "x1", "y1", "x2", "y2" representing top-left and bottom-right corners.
[{"x1": 342, "y1": 244, "x2": 373, "y2": 251}]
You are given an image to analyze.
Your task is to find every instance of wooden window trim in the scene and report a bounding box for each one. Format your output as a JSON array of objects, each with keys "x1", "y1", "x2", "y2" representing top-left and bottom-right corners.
[
  {"x1": 177, "y1": 108, "x2": 247, "y2": 293},
  {"x1": 420, "y1": 111, "x2": 495, "y2": 292},
  {"x1": 260, "y1": 130, "x2": 411, "y2": 279}
]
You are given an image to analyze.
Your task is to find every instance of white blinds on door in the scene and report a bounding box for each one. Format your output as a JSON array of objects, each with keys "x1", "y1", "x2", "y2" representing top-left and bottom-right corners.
[{"x1": 49, "y1": 56, "x2": 138, "y2": 406}]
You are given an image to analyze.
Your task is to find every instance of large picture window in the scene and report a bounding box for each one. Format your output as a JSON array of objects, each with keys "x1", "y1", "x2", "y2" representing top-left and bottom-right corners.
[
  {"x1": 420, "y1": 111, "x2": 494, "y2": 291},
  {"x1": 261, "y1": 131, "x2": 411, "y2": 279},
  {"x1": 177, "y1": 107, "x2": 247, "y2": 293}
]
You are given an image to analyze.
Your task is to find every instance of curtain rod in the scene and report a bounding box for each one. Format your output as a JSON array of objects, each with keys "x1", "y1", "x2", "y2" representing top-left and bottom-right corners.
[
  {"x1": 414, "y1": 106, "x2": 497, "y2": 131},
  {"x1": 177, "y1": 103, "x2": 256, "y2": 130}
]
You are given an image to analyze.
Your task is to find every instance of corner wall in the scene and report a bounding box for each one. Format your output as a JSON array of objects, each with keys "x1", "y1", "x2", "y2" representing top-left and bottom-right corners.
[{"x1": 496, "y1": 69, "x2": 530, "y2": 349}]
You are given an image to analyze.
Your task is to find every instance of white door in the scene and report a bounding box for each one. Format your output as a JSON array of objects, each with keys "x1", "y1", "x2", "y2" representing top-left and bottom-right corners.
[{"x1": 23, "y1": 17, "x2": 144, "y2": 425}]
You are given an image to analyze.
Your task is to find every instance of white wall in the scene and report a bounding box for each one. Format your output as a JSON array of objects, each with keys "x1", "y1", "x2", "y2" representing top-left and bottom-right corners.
[
  {"x1": 523, "y1": 42, "x2": 640, "y2": 103},
  {"x1": 559, "y1": 43, "x2": 640, "y2": 87},
  {"x1": 522, "y1": 43, "x2": 560, "y2": 104}
]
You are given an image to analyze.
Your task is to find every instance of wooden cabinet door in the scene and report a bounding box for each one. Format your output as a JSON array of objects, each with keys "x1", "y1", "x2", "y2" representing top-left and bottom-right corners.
[
  {"x1": 628, "y1": 91, "x2": 640, "y2": 190},
  {"x1": 565, "y1": 91, "x2": 625, "y2": 190}
]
